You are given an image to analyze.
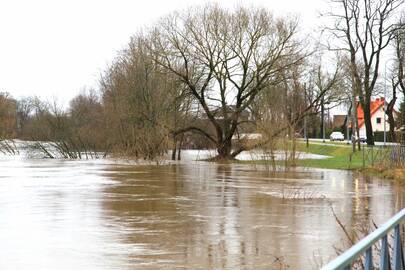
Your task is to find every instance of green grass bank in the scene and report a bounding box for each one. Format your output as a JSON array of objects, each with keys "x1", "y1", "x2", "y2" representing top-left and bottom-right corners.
[{"x1": 239, "y1": 142, "x2": 367, "y2": 170}]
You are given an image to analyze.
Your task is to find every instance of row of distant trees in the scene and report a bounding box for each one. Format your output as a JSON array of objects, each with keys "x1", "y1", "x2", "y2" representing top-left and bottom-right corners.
[
  {"x1": 0, "y1": 92, "x2": 106, "y2": 152},
  {"x1": 0, "y1": 2, "x2": 404, "y2": 160}
]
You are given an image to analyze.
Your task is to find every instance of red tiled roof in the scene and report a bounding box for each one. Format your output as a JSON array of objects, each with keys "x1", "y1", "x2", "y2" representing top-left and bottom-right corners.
[{"x1": 356, "y1": 98, "x2": 385, "y2": 128}]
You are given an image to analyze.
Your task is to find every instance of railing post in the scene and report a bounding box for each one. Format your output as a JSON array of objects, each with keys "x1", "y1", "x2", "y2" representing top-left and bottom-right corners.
[
  {"x1": 371, "y1": 146, "x2": 374, "y2": 166},
  {"x1": 363, "y1": 145, "x2": 365, "y2": 168},
  {"x1": 365, "y1": 247, "x2": 373, "y2": 270},
  {"x1": 380, "y1": 235, "x2": 389, "y2": 270},
  {"x1": 393, "y1": 224, "x2": 404, "y2": 270}
]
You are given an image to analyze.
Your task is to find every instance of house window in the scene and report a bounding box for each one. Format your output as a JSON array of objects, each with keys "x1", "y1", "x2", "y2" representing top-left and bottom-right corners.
[{"x1": 376, "y1": 117, "x2": 381, "y2": 124}]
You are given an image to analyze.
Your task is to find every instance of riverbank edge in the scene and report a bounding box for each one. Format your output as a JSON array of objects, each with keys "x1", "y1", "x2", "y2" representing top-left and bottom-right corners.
[{"x1": 235, "y1": 142, "x2": 405, "y2": 182}]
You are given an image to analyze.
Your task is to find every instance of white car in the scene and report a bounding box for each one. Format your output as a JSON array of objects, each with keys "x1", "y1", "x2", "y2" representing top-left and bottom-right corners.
[{"x1": 330, "y1": 131, "x2": 344, "y2": 141}]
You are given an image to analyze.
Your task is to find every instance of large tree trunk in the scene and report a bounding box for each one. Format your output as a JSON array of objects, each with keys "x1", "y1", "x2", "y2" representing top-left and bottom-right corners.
[
  {"x1": 216, "y1": 138, "x2": 233, "y2": 160},
  {"x1": 320, "y1": 98, "x2": 325, "y2": 141},
  {"x1": 387, "y1": 110, "x2": 396, "y2": 142},
  {"x1": 352, "y1": 102, "x2": 361, "y2": 152},
  {"x1": 177, "y1": 133, "x2": 184, "y2": 160},
  {"x1": 171, "y1": 135, "x2": 177, "y2": 160},
  {"x1": 363, "y1": 101, "x2": 375, "y2": 145},
  {"x1": 386, "y1": 96, "x2": 397, "y2": 142}
]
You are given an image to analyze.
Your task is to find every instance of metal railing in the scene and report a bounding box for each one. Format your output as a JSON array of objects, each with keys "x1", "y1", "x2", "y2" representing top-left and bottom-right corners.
[
  {"x1": 321, "y1": 208, "x2": 405, "y2": 270},
  {"x1": 361, "y1": 145, "x2": 405, "y2": 168}
]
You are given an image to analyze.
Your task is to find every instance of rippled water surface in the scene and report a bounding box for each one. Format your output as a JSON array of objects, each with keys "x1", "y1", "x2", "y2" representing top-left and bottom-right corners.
[{"x1": 1, "y1": 153, "x2": 404, "y2": 269}]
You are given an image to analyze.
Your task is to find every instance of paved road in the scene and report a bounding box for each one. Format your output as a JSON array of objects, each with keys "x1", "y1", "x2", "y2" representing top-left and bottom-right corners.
[{"x1": 299, "y1": 138, "x2": 400, "y2": 146}]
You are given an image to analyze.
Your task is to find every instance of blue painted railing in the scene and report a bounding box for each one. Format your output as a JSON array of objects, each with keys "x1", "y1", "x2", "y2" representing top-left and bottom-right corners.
[{"x1": 321, "y1": 208, "x2": 405, "y2": 270}]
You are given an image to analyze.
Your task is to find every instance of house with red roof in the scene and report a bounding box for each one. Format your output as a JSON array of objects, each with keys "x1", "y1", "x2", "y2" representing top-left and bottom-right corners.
[{"x1": 352, "y1": 97, "x2": 397, "y2": 139}]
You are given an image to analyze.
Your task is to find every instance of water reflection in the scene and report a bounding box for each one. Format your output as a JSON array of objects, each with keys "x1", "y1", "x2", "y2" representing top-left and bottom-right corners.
[{"x1": 0, "y1": 155, "x2": 405, "y2": 269}]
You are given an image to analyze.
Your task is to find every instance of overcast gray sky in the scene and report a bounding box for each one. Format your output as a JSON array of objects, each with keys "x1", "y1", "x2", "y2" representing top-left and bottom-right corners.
[{"x1": 0, "y1": 0, "x2": 327, "y2": 103}]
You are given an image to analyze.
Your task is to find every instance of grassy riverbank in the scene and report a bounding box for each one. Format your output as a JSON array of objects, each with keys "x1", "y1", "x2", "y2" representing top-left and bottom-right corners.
[
  {"x1": 293, "y1": 143, "x2": 364, "y2": 170},
  {"x1": 239, "y1": 142, "x2": 365, "y2": 170},
  {"x1": 295, "y1": 143, "x2": 405, "y2": 181},
  {"x1": 239, "y1": 141, "x2": 405, "y2": 181}
]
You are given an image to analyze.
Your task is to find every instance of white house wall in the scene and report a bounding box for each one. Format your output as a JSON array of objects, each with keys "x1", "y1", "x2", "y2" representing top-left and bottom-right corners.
[
  {"x1": 359, "y1": 106, "x2": 391, "y2": 137},
  {"x1": 371, "y1": 107, "x2": 390, "y2": 132}
]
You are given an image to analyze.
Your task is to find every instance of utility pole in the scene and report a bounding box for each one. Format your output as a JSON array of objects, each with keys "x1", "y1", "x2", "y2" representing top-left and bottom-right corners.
[
  {"x1": 346, "y1": 117, "x2": 350, "y2": 144},
  {"x1": 321, "y1": 96, "x2": 325, "y2": 143},
  {"x1": 351, "y1": 90, "x2": 357, "y2": 152},
  {"x1": 303, "y1": 83, "x2": 309, "y2": 148},
  {"x1": 304, "y1": 115, "x2": 309, "y2": 148},
  {"x1": 383, "y1": 59, "x2": 396, "y2": 147}
]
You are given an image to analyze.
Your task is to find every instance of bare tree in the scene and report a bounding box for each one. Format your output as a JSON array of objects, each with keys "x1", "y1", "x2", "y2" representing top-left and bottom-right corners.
[
  {"x1": 100, "y1": 35, "x2": 186, "y2": 160},
  {"x1": 324, "y1": 0, "x2": 403, "y2": 145},
  {"x1": 311, "y1": 55, "x2": 346, "y2": 140},
  {"x1": 340, "y1": 56, "x2": 363, "y2": 151},
  {"x1": 69, "y1": 89, "x2": 107, "y2": 151},
  {"x1": 149, "y1": 5, "x2": 309, "y2": 159},
  {"x1": 0, "y1": 92, "x2": 17, "y2": 139},
  {"x1": 385, "y1": 15, "x2": 405, "y2": 143},
  {"x1": 252, "y1": 52, "x2": 343, "y2": 164},
  {"x1": 394, "y1": 15, "x2": 405, "y2": 100},
  {"x1": 16, "y1": 97, "x2": 34, "y2": 137}
]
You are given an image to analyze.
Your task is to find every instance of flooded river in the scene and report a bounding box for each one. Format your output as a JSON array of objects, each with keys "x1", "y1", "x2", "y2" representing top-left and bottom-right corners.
[{"x1": 0, "y1": 153, "x2": 404, "y2": 269}]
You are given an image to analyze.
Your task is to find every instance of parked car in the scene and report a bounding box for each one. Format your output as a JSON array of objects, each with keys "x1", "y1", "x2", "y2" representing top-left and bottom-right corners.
[
  {"x1": 353, "y1": 134, "x2": 367, "y2": 143},
  {"x1": 330, "y1": 131, "x2": 344, "y2": 141},
  {"x1": 359, "y1": 135, "x2": 367, "y2": 143}
]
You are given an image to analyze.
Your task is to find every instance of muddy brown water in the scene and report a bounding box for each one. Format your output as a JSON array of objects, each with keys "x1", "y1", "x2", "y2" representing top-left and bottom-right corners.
[{"x1": 0, "y1": 154, "x2": 404, "y2": 269}]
